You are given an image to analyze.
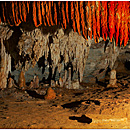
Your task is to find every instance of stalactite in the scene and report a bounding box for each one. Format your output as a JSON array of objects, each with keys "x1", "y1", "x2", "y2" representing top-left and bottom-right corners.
[
  {"x1": 37, "y1": 1, "x2": 42, "y2": 27},
  {"x1": 14, "y1": 2, "x2": 21, "y2": 26},
  {"x1": 54, "y1": 2, "x2": 57, "y2": 25},
  {"x1": 88, "y1": 1, "x2": 92, "y2": 39},
  {"x1": 66, "y1": 1, "x2": 69, "y2": 24},
  {"x1": 4, "y1": 2, "x2": 13, "y2": 26},
  {"x1": 92, "y1": 1, "x2": 97, "y2": 43},
  {"x1": 71, "y1": 1, "x2": 76, "y2": 32},
  {"x1": 12, "y1": 2, "x2": 17, "y2": 25},
  {"x1": 119, "y1": 2, "x2": 125, "y2": 46},
  {"x1": 45, "y1": 2, "x2": 50, "y2": 26},
  {"x1": 1, "y1": 2, "x2": 6, "y2": 23},
  {"x1": 19, "y1": 1, "x2": 23, "y2": 21},
  {"x1": 22, "y1": 1, "x2": 26, "y2": 22},
  {"x1": 75, "y1": 2, "x2": 81, "y2": 35},
  {"x1": 101, "y1": 1, "x2": 108, "y2": 41},
  {"x1": 58, "y1": 1, "x2": 61, "y2": 25},
  {"x1": 80, "y1": 1, "x2": 87, "y2": 40},
  {"x1": 0, "y1": 1, "x2": 129, "y2": 46},
  {"x1": 96, "y1": 1, "x2": 100, "y2": 42},
  {"x1": 61, "y1": 2, "x2": 67, "y2": 29},
  {"x1": 26, "y1": 1, "x2": 30, "y2": 13},
  {"x1": 108, "y1": 1, "x2": 115, "y2": 42},
  {"x1": 123, "y1": 2, "x2": 129, "y2": 47},
  {"x1": 49, "y1": 1, "x2": 54, "y2": 26},
  {"x1": 41, "y1": 1, "x2": 47, "y2": 26},
  {"x1": 33, "y1": 1, "x2": 38, "y2": 27},
  {"x1": 115, "y1": 2, "x2": 121, "y2": 46}
]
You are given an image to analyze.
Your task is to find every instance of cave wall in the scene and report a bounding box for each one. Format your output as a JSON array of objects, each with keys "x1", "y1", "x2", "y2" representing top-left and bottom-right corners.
[{"x1": 0, "y1": 25, "x2": 120, "y2": 89}]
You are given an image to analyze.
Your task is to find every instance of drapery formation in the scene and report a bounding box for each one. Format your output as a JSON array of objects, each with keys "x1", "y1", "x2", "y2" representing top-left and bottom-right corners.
[{"x1": 0, "y1": 1, "x2": 130, "y2": 46}]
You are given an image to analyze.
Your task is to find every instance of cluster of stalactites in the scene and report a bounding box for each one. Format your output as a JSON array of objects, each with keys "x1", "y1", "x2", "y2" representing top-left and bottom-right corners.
[{"x1": 0, "y1": 1, "x2": 130, "y2": 46}]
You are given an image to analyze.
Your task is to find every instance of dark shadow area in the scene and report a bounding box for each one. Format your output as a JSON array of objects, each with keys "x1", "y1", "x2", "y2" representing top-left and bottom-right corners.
[
  {"x1": 26, "y1": 90, "x2": 44, "y2": 99},
  {"x1": 61, "y1": 101, "x2": 82, "y2": 108},
  {"x1": 69, "y1": 115, "x2": 92, "y2": 124},
  {"x1": 74, "y1": 92, "x2": 84, "y2": 96},
  {"x1": 125, "y1": 60, "x2": 130, "y2": 70},
  {"x1": 61, "y1": 100, "x2": 100, "y2": 109},
  {"x1": 96, "y1": 77, "x2": 107, "y2": 87}
]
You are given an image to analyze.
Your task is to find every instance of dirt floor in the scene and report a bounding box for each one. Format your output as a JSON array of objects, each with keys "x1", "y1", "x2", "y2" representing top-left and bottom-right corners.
[{"x1": 1, "y1": 72, "x2": 130, "y2": 128}]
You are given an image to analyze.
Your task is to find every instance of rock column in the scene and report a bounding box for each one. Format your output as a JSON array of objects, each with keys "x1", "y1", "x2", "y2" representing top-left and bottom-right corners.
[{"x1": 0, "y1": 38, "x2": 11, "y2": 89}]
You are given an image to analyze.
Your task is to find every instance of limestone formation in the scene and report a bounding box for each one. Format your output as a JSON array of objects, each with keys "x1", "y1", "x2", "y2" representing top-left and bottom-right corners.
[
  {"x1": 109, "y1": 69, "x2": 117, "y2": 85},
  {"x1": 18, "y1": 71, "x2": 26, "y2": 89},
  {"x1": 0, "y1": 26, "x2": 13, "y2": 89},
  {"x1": 7, "y1": 77, "x2": 14, "y2": 88},
  {"x1": 44, "y1": 87, "x2": 56, "y2": 100}
]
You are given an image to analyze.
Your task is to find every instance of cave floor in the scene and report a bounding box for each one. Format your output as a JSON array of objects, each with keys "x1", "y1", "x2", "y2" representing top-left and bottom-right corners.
[{"x1": 1, "y1": 73, "x2": 130, "y2": 128}]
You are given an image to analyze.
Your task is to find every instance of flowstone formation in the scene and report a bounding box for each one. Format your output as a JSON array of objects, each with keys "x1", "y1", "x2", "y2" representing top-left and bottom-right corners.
[{"x1": 14, "y1": 27, "x2": 91, "y2": 86}]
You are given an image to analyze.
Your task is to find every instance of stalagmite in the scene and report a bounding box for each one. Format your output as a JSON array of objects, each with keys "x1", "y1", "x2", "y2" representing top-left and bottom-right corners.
[
  {"x1": 59, "y1": 77, "x2": 63, "y2": 87},
  {"x1": 44, "y1": 87, "x2": 56, "y2": 100},
  {"x1": 63, "y1": 69, "x2": 67, "y2": 85},
  {"x1": 18, "y1": 71, "x2": 26, "y2": 89},
  {"x1": 33, "y1": 75, "x2": 39, "y2": 88},
  {"x1": 68, "y1": 67, "x2": 71, "y2": 89},
  {"x1": 107, "y1": 69, "x2": 117, "y2": 88},
  {"x1": 8, "y1": 77, "x2": 14, "y2": 88}
]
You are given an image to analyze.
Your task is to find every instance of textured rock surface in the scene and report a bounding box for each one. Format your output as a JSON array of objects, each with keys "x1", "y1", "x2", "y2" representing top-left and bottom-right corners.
[
  {"x1": 0, "y1": 26, "x2": 13, "y2": 89},
  {"x1": 83, "y1": 39, "x2": 120, "y2": 83},
  {"x1": 44, "y1": 87, "x2": 56, "y2": 100}
]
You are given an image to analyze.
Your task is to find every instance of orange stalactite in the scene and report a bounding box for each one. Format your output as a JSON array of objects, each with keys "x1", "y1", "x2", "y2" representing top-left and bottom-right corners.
[
  {"x1": 4, "y1": 2, "x2": 12, "y2": 26},
  {"x1": 22, "y1": 1, "x2": 26, "y2": 22},
  {"x1": 66, "y1": 1, "x2": 69, "y2": 24},
  {"x1": 80, "y1": 1, "x2": 87, "y2": 40},
  {"x1": 92, "y1": 1, "x2": 97, "y2": 43},
  {"x1": 45, "y1": 2, "x2": 50, "y2": 26},
  {"x1": 75, "y1": 1, "x2": 81, "y2": 35},
  {"x1": 14, "y1": 2, "x2": 21, "y2": 26},
  {"x1": 33, "y1": 1, "x2": 38, "y2": 27},
  {"x1": 71, "y1": 1, "x2": 76, "y2": 32},
  {"x1": 119, "y1": 2, "x2": 125, "y2": 46},
  {"x1": 49, "y1": 1, "x2": 54, "y2": 26},
  {"x1": 54, "y1": 2, "x2": 57, "y2": 25},
  {"x1": 104, "y1": 2, "x2": 108, "y2": 40},
  {"x1": 0, "y1": 1, "x2": 129, "y2": 47},
  {"x1": 123, "y1": 2, "x2": 129, "y2": 47},
  {"x1": 41, "y1": 1, "x2": 47, "y2": 26},
  {"x1": 85, "y1": 1, "x2": 89, "y2": 40},
  {"x1": 115, "y1": 2, "x2": 121, "y2": 46},
  {"x1": 108, "y1": 1, "x2": 115, "y2": 42},
  {"x1": 101, "y1": 1, "x2": 108, "y2": 41},
  {"x1": 58, "y1": 1, "x2": 62, "y2": 25},
  {"x1": 1, "y1": 2, "x2": 6, "y2": 23},
  {"x1": 61, "y1": 2, "x2": 67, "y2": 29},
  {"x1": 27, "y1": 1, "x2": 30, "y2": 13},
  {"x1": 128, "y1": 2, "x2": 130, "y2": 40},
  {"x1": 96, "y1": 1, "x2": 100, "y2": 42},
  {"x1": 37, "y1": 1, "x2": 42, "y2": 27},
  {"x1": 88, "y1": 1, "x2": 92, "y2": 39},
  {"x1": 12, "y1": 2, "x2": 17, "y2": 25},
  {"x1": 19, "y1": 2, "x2": 23, "y2": 21}
]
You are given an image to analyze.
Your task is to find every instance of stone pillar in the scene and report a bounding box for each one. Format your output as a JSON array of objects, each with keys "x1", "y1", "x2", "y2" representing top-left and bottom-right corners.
[
  {"x1": 107, "y1": 69, "x2": 117, "y2": 88},
  {"x1": 0, "y1": 38, "x2": 11, "y2": 89},
  {"x1": 109, "y1": 69, "x2": 117, "y2": 85}
]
